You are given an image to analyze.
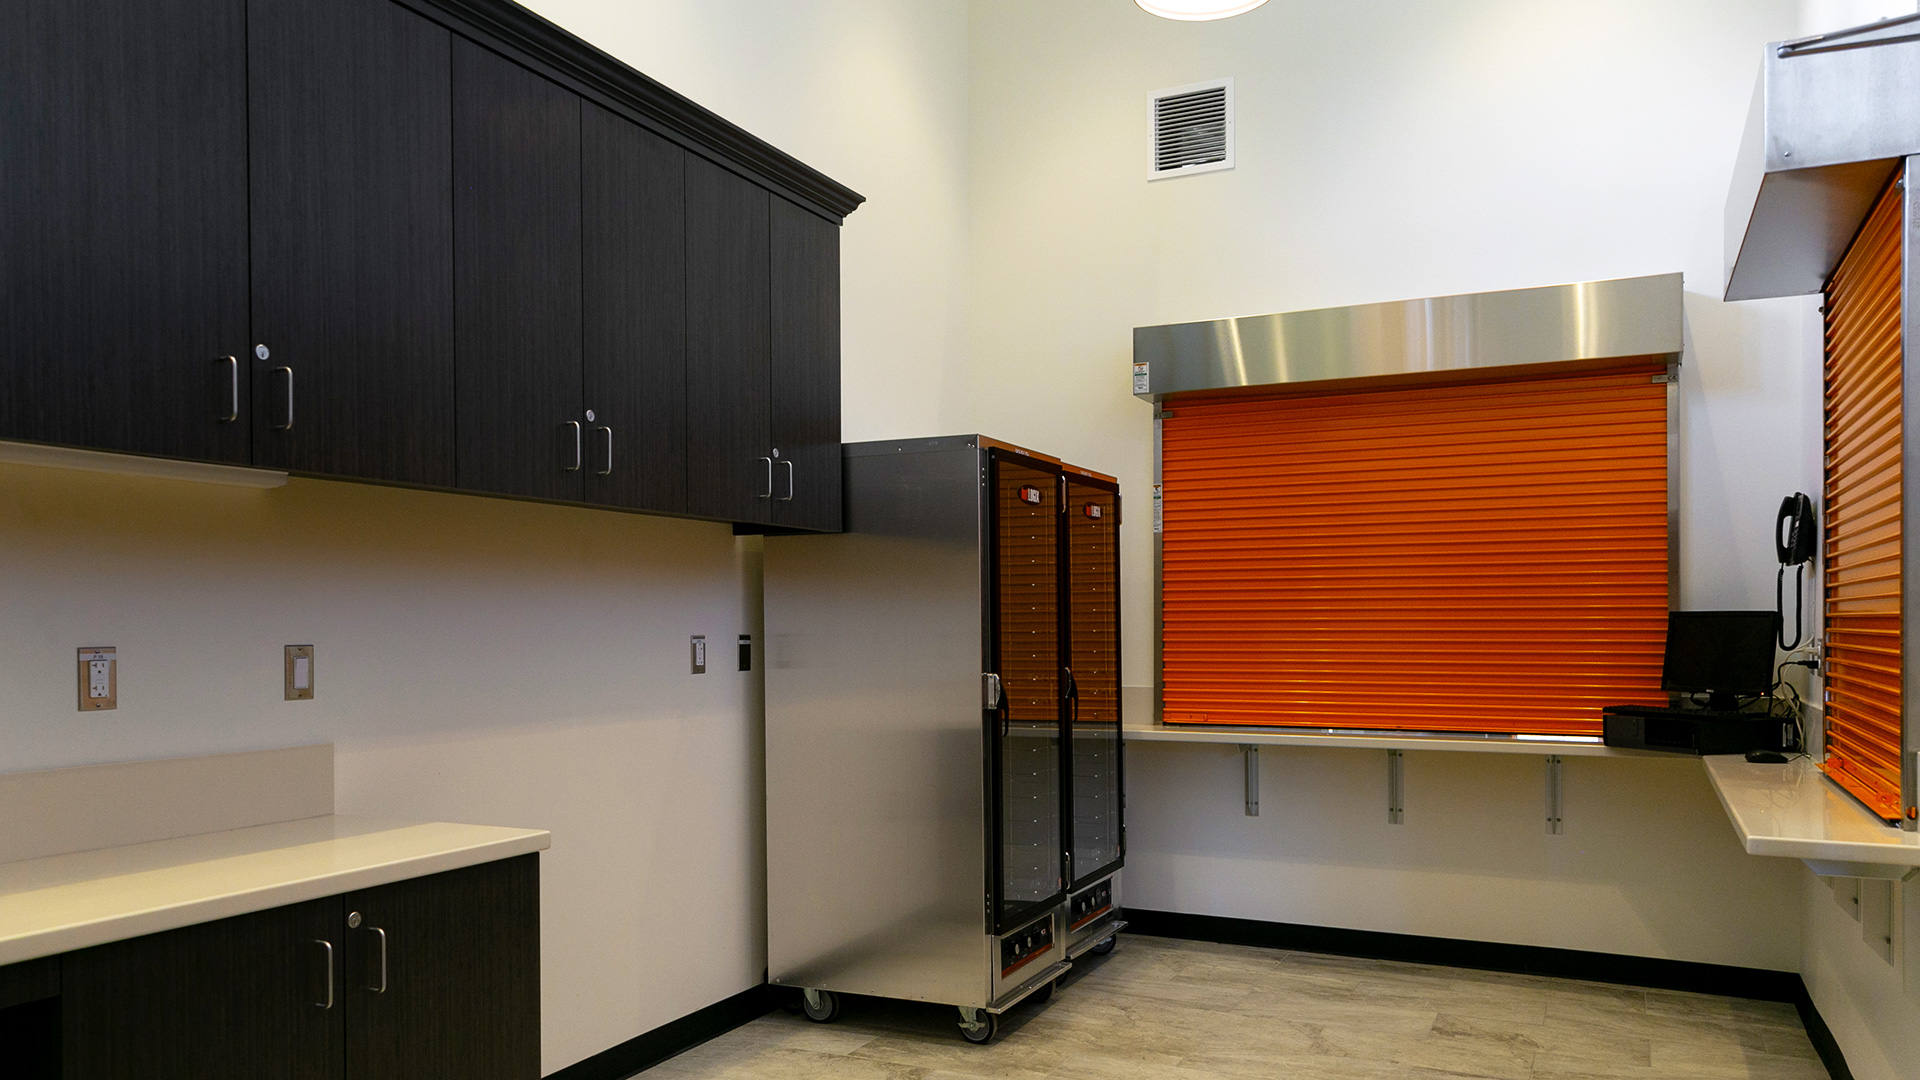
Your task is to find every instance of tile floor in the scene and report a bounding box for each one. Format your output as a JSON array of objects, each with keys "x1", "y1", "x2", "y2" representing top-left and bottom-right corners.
[{"x1": 641, "y1": 935, "x2": 1829, "y2": 1080}]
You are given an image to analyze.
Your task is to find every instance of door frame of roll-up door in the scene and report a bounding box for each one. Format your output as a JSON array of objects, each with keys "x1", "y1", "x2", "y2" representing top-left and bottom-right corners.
[{"x1": 1902, "y1": 156, "x2": 1920, "y2": 830}]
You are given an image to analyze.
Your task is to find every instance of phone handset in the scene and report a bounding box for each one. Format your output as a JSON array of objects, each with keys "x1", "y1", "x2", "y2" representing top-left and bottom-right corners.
[{"x1": 1775, "y1": 493, "x2": 1816, "y2": 650}]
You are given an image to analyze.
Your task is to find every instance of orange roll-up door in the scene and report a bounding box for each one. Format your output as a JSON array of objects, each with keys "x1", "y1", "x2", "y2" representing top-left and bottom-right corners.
[
  {"x1": 1822, "y1": 172, "x2": 1905, "y2": 823},
  {"x1": 1159, "y1": 365, "x2": 1670, "y2": 735}
]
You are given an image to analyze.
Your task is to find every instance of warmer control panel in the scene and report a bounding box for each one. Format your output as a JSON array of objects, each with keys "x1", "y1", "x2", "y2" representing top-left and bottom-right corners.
[
  {"x1": 1069, "y1": 877, "x2": 1113, "y2": 931},
  {"x1": 999, "y1": 915, "x2": 1054, "y2": 976}
]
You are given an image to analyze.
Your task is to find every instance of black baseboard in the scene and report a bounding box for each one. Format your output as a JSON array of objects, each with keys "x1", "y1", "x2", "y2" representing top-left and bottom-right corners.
[
  {"x1": 1126, "y1": 909, "x2": 1799, "y2": 999},
  {"x1": 1794, "y1": 984, "x2": 1855, "y2": 1080},
  {"x1": 544, "y1": 985, "x2": 773, "y2": 1080},
  {"x1": 1126, "y1": 909, "x2": 1852, "y2": 1080}
]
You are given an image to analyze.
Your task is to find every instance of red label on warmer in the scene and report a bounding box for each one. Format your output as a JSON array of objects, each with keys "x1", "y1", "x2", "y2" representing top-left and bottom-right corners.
[
  {"x1": 1019, "y1": 486, "x2": 1043, "y2": 504},
  {"x1": 1085, "y1": 504, "x2": 1103, "y2": 519}
]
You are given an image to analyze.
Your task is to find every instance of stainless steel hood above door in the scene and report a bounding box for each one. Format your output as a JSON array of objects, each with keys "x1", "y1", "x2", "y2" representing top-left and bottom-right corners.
[
  {"x1": 1724, "y1": 15, "x2": 1920, "y2": 301},
  {"x1": 1131, "y1": 273, "x2": 1684, "y2": 403}
]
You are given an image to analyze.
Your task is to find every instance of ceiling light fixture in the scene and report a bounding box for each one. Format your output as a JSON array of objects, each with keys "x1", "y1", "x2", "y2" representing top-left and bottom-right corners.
[{"x1": 1135, "y1": 0, "x2": 1271, "y2": 21}]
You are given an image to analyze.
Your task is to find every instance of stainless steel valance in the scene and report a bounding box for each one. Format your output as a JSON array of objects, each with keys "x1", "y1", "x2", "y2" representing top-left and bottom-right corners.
[
  {"x1": 1724, "y1": 16, "x2": 1920, "y2": 301},
  {"x1": 1131, "y1": 273, "x2": 1684, "y2": 403}
]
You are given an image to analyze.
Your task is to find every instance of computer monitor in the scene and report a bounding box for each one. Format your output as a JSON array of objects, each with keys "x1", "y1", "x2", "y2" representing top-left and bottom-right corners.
[{"x1": 1661, "y1": 610, "x2": 1780, "y2": 711}]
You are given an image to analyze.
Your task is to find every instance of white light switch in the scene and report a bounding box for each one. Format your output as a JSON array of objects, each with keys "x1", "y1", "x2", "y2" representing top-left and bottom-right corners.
[{"x1": 284, "y1": 645, "x2": 314, "y2": 701}]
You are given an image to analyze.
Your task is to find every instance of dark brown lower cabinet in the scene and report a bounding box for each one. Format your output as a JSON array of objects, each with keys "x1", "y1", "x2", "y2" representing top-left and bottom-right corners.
[
  {"x1": 56, "y1": 855, "x2": 537, "y2": 1080},
  {"x1": 345, "y1": 857, "x2": 540, "y2": 1080},
  {"x1": 63, "y1": 897, "x2": 341, "y2": 1080}
]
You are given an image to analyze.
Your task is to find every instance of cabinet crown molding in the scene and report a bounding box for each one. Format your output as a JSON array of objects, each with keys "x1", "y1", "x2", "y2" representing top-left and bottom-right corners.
[{"x1": 406, "y1": 0, "x2": 866, "y2": 222}]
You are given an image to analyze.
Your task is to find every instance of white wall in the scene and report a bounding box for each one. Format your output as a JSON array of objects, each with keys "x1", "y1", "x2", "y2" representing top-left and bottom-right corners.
[
  {"x1": 0, "y1": 1, "x2": 970, "y2": 1073},
  {"x1": 963, "y1": 2, "x2": 1920, "y2": 1076}
]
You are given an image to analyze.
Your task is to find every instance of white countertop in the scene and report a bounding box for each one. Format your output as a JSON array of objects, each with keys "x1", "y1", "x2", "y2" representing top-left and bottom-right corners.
[
  {"x1": 1701, "y1": 754, "x2": 1920, "y2": 876},
  {"x1": 1122, "y1": 717, "x2": 1664, "y2": 758},
  {"x1": 0, "y1": 814, "x2": 549, "y2": 966}
]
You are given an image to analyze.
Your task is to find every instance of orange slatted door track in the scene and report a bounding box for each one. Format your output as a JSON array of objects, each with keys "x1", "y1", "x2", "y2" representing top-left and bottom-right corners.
[
  {"x1": 1822, "y1": 172, "x2": 1906, "y2": 822},
  {"x1": 1159, "y1": 366, "x2": 1671, "y2": 735}
]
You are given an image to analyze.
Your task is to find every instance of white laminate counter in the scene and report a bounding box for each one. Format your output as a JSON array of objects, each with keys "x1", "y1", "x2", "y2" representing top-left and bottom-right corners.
[
  {"x1": 0, "y1": 815, "x2": 550, "y2": 966},
  {"x1": 1122, "y1": 717, "x2": 1664, "y2": 758},
  {"x1": 1701, "y1": 754, "x2": 1920, "y2": 878}
]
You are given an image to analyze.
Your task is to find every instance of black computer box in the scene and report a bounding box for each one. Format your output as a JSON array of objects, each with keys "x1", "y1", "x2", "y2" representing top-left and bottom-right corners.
[{"x1": 1601, "y1": 712, "x2": 1791, "y2": 755}]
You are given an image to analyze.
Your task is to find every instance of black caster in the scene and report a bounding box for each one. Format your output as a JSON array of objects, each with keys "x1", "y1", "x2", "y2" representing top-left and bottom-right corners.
[
  {"x1": 1090, "y1": 933, "x2": 1116, "y2": 955},
  {"x1": 801, "y1": 988, "x2": 839, "y2": 1023},
  {"x1": 958, "y1": 1007, "x2": 997, "y2": 1044}
]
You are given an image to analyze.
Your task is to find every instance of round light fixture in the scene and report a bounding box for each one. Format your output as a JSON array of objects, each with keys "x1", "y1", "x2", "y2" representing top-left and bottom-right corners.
[{"x1": 1135, "y1": 0, "x2": 1271, "y2": 21}]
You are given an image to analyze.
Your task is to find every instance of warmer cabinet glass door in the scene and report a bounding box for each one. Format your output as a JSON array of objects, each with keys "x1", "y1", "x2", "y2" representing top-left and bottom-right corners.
[
  {"x1": 1066, "y1": 476, "x2": 1122, "y2": 888},
  {"x1": 989, "y1": 452, "x2": 1066, "y2": 935}
]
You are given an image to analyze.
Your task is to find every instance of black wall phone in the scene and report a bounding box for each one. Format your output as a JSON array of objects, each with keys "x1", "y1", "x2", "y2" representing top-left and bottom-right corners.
[{"x1": 1776, "y1": 493, "x2": 1816, "y2": 649}]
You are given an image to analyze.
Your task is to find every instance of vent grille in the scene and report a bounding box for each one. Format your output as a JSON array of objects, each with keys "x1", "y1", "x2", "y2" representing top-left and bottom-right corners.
[{"x1": 1151, "y1": 79, "x2": 1233, "y2": 179}]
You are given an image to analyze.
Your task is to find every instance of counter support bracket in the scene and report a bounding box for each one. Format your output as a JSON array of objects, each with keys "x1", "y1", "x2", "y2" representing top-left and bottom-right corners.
[
  {"x1": 1387, "y1": 749, "x2": 1405, "y2": 824},
  {"x1": 1546, "y1": 755, "x2": 1565, "y2": 834}
]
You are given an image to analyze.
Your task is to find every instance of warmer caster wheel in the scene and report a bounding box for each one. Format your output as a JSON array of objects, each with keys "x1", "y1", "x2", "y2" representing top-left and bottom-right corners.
[
  {"x1": 958, "y1": 1007, "x2": 997, "y2": 1044},
  {"x1": 1090, "y1": 933, "x2": 1117, "y2": 956},
  {"x1": 801, "y1": 988, "x2": 839, "y2": 1023},
  {"x1": 1031, "y1": 978, "x2": 1055, "y2": 1004}
]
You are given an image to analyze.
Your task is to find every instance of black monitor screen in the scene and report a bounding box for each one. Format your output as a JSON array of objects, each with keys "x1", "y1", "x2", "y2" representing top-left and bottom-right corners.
[{"x1": 1661, "y1": 611, "x2": 1779, "y2": 703}]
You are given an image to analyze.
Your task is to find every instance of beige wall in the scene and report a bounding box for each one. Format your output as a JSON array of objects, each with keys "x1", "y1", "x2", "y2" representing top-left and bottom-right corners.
[{"x1": 0, "y1": 1, "x2": 970, "y2": 1073}]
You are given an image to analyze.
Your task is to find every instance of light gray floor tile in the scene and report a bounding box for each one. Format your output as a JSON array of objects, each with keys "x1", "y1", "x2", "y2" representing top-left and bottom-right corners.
[{"x1": 636, "y1": 936, "x2": 1826, "y2": 1080}]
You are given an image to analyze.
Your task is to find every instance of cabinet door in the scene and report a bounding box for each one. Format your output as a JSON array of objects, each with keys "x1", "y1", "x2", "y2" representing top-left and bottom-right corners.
[
  {"x1": 685, "y1": 157, "x2": 772, "y2": 524},
  {"x1": 63, "y1": 897, "x2": 342, "y2": 1080},
  {"x1": 453, "y1": 41, "x2": 584, "y2": 502},
  {"x1": 582, "y1": 104, "x2": 687, "y2": 513},
  {"x1": 0, "y1": 0, "x2": 250, "y2": 463},
  {"x1": 247, "y1": 0, "x2": 455, "y2": 485},
  {"x1": 344, "y1": 855, "x2": 540, "y2": 1080},
  {"x1": 768, "y1": 199, "x2": 843, "y2": 533}
]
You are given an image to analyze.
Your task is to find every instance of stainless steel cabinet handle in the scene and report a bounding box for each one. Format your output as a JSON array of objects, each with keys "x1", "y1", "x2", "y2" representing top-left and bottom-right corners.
[
  {"x1": 313, "y1": 939, "x2": 334, "y2": 1009},
  {"x1": 562, "y1": 421, "x2": 582, "y2": 472},
  {"x1": 366, "y1": 926, "x2": 388, "y2": 993},
  {"x1": 593, "y1": 426, "x2": 613, "y2": 476},
  {"x1": 778, "y1": 460, "x2": 795, "y2": 501},
  {"x1": 272, "y1": 367, "x2": 294, "y2": 430},
  {"x1": 757, "y1": 456, "x2": 773, "y2": 498},
  {"x1": 216, "y1": 357, "x2": 238, "y2": 422}
]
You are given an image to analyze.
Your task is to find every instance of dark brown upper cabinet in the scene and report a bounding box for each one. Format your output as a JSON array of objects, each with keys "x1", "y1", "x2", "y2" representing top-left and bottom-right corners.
[
  {"x1": 248, "y1": 0, "x2": 456, "y2": 486},
  {"x1": 582, "y1": 103, "x2": 688, "y2": 515},
  {"x1": 685, "y1": 157, "x2": 774, "y2": 525},
  {"x1": 5, "y1": 0, "x2": 858, "y2": 532},
  {"x1": 770, "y1": 198, "x2": 844, "y2": 533},
  {"x1": 1, "y1": 0, "x2": 251, "y2": 464},
  {"x1": 452, "y1": 40, "x2": 586, "y2": 503}
]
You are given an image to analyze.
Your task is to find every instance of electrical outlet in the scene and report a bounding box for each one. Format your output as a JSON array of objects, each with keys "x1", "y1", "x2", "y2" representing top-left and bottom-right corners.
[
  {"x1": 690, "y1": 635, "x2": 707, "y2": 674},
  {"x1": 284, "y1": 645, "x2": 314, "y2": 701},
  {"x1": 77, "y1": 647, "x2": 116, "y2": 711}
]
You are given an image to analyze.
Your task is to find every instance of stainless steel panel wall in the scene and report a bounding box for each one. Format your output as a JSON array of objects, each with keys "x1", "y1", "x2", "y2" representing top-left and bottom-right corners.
[
  {"x1": 765, "y1": 439, "x2": 994, "y2": 1006},
  {"x1": 1132, "y1": 274, "x2": 1683, "y2": 401},
  {"x1": 1725, "y1": 26, "x2": 1920, "y2": 299}
]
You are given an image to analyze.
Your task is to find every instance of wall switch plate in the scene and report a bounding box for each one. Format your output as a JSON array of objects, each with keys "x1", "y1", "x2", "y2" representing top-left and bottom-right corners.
[
  {"x1": 77, "y1": 647, "x2": 116, "y2": 711},
  {"x1": 690, "y1": 635, "x2": 707, "y2": 674},
  {"x1": 284, "y1": 645, "x2": 314, "y2": 701}
]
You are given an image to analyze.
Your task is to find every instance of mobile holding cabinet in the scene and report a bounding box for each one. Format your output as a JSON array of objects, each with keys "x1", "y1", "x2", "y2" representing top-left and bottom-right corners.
[{"x1": 762, "y1": 436, "x2": 1123, "y2": 1044}]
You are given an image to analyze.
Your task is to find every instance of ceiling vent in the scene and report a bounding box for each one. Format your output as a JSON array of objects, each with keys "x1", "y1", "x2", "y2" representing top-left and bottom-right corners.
[{"x1": 1150, "y1": 78, "x2": 1234, "y2": 180}]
